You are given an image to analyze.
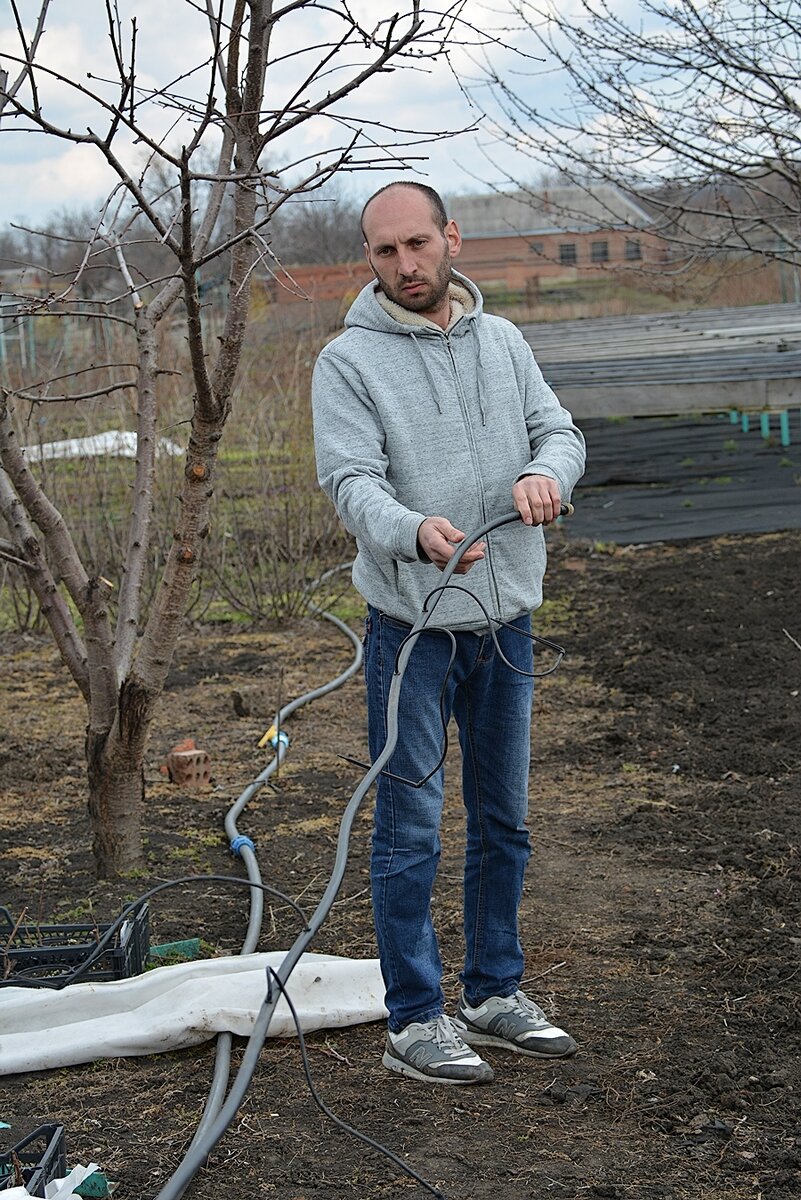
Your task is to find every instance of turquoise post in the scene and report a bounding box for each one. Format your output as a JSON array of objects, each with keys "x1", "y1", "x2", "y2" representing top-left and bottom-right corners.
[
  {"x1": 760, "y1": 411, "x2": 770, "y2": 439},
  {"x1": 779, "y1": 411, "x2": 790, "y2": 447}
]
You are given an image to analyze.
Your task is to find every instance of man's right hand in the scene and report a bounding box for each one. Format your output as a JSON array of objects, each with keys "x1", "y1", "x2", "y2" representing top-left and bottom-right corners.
[{"x1": 417, "y1": 516, "x2": 486, "y2": 574}]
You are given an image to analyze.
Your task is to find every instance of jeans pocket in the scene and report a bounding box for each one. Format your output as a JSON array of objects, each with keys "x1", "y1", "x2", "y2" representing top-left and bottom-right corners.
[
  {"x1": 363, "y1": 614, "x2": 372, "y2": 684},
  {"x1": 379, "y1": 612, "x2": 412, "y2": 634}
]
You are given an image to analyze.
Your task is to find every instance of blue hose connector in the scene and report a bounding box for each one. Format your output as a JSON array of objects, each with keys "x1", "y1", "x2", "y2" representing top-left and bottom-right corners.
[{"x1": 230, "y1": 835, "x2": 256, "y2": 857}]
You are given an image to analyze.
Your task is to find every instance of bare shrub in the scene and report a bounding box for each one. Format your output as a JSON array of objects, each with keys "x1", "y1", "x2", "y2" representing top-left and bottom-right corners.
[
  {"x1": 202, "y1": 321, "x2": 354, "y2": 620},
  {"x1": 1, "y1": 320, "x2": 353, "y2": 632}
]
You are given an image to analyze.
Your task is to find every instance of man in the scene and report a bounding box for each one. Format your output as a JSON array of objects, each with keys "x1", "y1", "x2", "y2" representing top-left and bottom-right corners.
[{"x1": 312, "y1": 182, "x2": 586, "y2": 1085}]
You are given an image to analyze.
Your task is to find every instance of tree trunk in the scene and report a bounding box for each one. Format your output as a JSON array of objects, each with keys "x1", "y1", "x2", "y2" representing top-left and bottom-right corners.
[{"x1": 86, "y1": 678, "x2": 152, "y2": 878}]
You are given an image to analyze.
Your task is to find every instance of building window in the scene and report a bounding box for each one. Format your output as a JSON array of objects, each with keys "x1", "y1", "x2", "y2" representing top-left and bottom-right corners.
[
  {"x1": 625, "y1": 238, "x2": 642, "y2": 261},
  {"x1": 559, "y1": 242, "x2": 577, "y2": 265},
  {"x1": 591, "y1": 240, "x2": 609, "y2": 263},
  {"x1": 528, "y1": 241, "x2": 544, "y2": 255}
]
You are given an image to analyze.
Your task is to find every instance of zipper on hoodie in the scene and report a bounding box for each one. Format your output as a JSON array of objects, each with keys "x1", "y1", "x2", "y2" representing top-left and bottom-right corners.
[{"x1": 444, "y1": 333, "x2": 503, "y2": 619}]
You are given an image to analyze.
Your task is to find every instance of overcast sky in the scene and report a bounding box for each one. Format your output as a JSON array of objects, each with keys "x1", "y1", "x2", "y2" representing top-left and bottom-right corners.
[{"x1": 0, "y1": 0, "x2": 592, "y2": 232}]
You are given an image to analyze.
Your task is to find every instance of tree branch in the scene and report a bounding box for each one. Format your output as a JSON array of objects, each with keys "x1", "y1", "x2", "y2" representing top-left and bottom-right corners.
[
  {"x1": 0, "y1": 443, "x2": 90, "y2": 701},
  {"x1": 4, "y1": 0, "x2": 52, "y2": 118},
  {"x1": 0, "y1": 391, "x2": 116, "y2": 720},
  {"x1": 114, "y1": 306, "x2": 159, "y2": 680}
]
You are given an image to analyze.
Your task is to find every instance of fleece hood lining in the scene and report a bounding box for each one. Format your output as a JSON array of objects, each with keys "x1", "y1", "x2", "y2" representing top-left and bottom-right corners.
[{"x1": 376, "y1": 279, "x2": 475, "y2": 332}]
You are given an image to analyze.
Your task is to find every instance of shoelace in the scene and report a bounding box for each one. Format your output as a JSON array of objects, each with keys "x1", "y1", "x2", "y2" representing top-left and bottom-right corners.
[
  {"x1": 432, "y1": 1014, "x2": 470, "y2": 1054},
  {"x1": 510, "y1": 992, "x2": 548, "y2": 1023}
]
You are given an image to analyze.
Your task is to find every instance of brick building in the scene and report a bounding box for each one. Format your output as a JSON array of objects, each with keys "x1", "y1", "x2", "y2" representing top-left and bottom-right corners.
[{"x1": 265, "y1": 183, "x2": 666, "y2": 305}]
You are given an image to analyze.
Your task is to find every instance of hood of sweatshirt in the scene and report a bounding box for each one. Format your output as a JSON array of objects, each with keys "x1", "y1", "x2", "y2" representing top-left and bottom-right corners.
[{"x1": 344, "y1": 270, "x2": 490, "y2": 423}]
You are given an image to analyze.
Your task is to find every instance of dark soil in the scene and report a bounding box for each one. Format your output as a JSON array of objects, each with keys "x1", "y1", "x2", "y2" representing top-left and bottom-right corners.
[{"x1": 1, "y1": 530, "x2": 800, "y2": 1200}]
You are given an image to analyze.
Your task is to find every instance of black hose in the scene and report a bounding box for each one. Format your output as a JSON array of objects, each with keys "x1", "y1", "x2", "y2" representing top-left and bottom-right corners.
[{"x1": 153, "y1": 510, "x2": 534, "y2": 1200}]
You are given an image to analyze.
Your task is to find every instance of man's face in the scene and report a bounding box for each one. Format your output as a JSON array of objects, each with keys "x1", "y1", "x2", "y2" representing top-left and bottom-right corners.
[{"x1": 362, "y1": 187, "x2": 462, "y2": 319}]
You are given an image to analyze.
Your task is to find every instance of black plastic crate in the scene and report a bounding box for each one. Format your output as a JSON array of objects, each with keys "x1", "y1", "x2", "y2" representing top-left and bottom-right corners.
[
  {"x1": 0, "y1": 903, "x2": 149, "y2": 985},
  {"x1": 0, "y1": 1124, "x2": 67, "y2": 1196}
]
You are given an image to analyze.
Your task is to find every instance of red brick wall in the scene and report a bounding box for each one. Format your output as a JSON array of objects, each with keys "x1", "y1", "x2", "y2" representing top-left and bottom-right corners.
[
  {"x1": 266, "y1": 260, "x2": 373, "y2": 305},
  {"x1": 267, "y1": 229, "x2": 667, "y2": 304}
]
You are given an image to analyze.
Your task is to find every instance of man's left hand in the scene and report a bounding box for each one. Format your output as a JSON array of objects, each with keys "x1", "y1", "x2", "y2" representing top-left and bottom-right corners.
[{"x1": 512, "y1": 474, "x2": 561, "y2": 526}]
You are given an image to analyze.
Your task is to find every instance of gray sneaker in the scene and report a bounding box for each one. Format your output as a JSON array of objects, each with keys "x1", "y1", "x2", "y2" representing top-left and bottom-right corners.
[
  {"x1": 382, "y1": 1014, "x2": 495, "y2": 1085},
  {"x1": 457, "y1": 990, "x2": 577, "y2": 1059}
]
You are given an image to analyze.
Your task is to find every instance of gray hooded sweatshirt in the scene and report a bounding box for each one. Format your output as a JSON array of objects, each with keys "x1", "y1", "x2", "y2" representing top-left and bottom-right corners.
[{"x1": 312, "y1": 270, "x2": 586, "y2": 630}]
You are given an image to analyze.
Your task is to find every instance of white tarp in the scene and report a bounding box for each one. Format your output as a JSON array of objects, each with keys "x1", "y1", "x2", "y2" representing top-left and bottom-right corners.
[
  {"x1": 21, "y1": 430, "x2": 183, "y2": 461},
  {"x1": 2, "y1": 1162, "x2": 100, "y2": 1199},
  {"x1": 0, "y1": 953, "x2": 387, "y2": 1076}
]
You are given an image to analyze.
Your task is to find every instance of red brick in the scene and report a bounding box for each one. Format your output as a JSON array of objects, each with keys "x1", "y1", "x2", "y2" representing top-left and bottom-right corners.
[{"x1": 165, "y1": 748, "x2": 211, "y2": 788}]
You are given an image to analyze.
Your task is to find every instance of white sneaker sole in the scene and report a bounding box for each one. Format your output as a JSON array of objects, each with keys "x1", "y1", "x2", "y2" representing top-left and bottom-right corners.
[
  {"x1": 459, "y1": 1028, "x2": 578, "y2": 1058},
  {"x1": 382, "y1": 1048, "x2": 494, "y2": 1084}
]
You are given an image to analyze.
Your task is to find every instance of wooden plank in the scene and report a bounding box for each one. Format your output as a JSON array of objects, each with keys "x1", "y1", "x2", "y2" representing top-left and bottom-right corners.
[
  {"x1": 555, "y1": 378, "x2": 801, "y2": 417},
  {"x1": 517, "y1": 303, "x2": 801, "y2": 416}
]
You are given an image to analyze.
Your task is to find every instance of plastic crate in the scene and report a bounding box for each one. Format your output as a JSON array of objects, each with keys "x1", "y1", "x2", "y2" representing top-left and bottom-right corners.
[
  {"x1": 0, "y1": 903, "x2": 149, "y2": 985},
  {"x1": 0, "y1": 1123, "x2": 67, "y2": 1196}
]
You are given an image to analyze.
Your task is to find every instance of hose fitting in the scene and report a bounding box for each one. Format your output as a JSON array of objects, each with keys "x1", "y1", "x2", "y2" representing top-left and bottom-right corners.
[{"x1": 230, "y1": 835, "x2": 256, "y2": 858}]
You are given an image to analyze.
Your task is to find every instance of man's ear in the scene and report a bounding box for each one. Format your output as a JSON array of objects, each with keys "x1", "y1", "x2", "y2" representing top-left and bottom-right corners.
[
  {"x1": 364, "y1": 242, "x2": 376, "y2": 276},
  {"x1": 445, "y1": 218, "x2": 462, "y2": 260}
]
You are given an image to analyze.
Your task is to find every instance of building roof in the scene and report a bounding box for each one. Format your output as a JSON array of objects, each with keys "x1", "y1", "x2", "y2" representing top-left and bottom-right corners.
[{"x1": 446, "y1": 184, "x2": 655, "y2": 238}]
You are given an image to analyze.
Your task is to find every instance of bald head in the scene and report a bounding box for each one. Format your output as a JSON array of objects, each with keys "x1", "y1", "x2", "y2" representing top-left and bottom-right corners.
[{"x1": 361, "y1": 182, "x2": 448, "y2": 242}]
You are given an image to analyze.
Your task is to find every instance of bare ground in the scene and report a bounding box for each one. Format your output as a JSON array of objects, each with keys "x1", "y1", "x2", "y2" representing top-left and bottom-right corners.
[{"x1": 1, "y1": 529, "x2": 800, "y2": 1200}]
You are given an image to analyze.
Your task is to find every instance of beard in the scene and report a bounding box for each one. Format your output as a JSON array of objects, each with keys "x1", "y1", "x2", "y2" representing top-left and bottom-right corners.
[{"x1": 374, "y1": 249, "x2": 452, "y2": 315}]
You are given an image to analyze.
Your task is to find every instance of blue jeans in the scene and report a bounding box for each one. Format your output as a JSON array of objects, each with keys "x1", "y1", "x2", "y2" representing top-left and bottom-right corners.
[{"x1": 364, "y1": 606, "x2": 534, "y2": 1033}]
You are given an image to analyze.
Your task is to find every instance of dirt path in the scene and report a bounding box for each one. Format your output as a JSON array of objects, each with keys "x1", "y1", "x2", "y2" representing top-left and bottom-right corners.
[{"x1": 1, "y1": 531, "x2": 799, "y2": 1199}]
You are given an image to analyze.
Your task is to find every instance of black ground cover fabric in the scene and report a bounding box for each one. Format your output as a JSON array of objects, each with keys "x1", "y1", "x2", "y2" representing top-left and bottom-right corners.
[{"x1": 566, "y1": 413, "x2": 801, "y2": 543}]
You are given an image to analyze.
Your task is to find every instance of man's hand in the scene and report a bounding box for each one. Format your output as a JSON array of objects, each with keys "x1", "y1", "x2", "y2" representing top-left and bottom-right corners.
[
  {"x1": 417, "y1": 516, "x2": 486, "y2": 574},
  {"x1": 512, "y1": 473, "x2": 561, "y2": 526}
]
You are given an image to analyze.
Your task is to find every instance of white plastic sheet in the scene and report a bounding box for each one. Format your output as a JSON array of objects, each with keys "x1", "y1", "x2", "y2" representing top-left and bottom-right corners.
[
  {"x1": 0, "y1": 953, "x2": 387, "y2": 1076},
  {"x1": 1, "y1": 1162, "x2": 99, "y2": 1198},
  {"x1": 21, "y1": 430, "x2": 183, "y2": 461}
]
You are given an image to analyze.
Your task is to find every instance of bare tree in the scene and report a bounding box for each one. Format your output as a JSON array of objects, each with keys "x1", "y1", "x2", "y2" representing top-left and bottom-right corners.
[
  {"x1": 0, "y1": 0, "x2": 491, "y2": 877},
  {"x1": 472, "y1": 0, "x2": 801, "y2": 263}
]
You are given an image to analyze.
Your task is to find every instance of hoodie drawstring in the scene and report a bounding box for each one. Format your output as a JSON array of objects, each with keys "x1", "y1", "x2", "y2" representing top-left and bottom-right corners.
[
  {"x1": 409, "y1": 323, "x2": 487, "y2": 426},
  {"x1": 470, "y1": 322, "x2": 488, "y2": 427},
  {"x1": 409, "y1": 332, "x2": 443, "y2": 414}
]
